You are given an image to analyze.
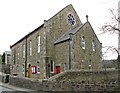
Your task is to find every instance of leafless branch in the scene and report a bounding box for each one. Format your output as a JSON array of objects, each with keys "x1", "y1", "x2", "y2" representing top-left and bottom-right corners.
[
  {"x1": 99, "y1": 8, "x2": 120, "y2": 35},
  {"x1": 102, "y1": 46, "x2": 119, "y2": 56}
]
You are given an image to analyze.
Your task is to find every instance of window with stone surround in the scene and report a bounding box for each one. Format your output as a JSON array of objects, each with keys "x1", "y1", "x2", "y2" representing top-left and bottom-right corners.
[
  {"x1": 64, "y1": 63, "x2": 67, "y2": 71},
  {"x1": 23, "y1": 44, "x2": 25, "y2": 58},
  {"x1": 82, "y1": 36, "x2": 86, "y2": 49},
  {"x1": 92, "y1": 40, "x2": 95, "y2": 51},
  {"x1": 29, "y1": 40, "x2": 32, "y2": 56},
  {"x1": 37, "y1": 61, "x2": 40, "y2": 74},
  {"x1": 37, "y1": 35, "x2": 40, "y2": 53},
  {"x1": 22, "y1": 64, "x2": 25, "y2": 75},
  {"x1": 12, "y1": 49, "x2": 16, "y2": 65},
  {"x1": 17, "y1": 47, "x2": 19, "y2": 60},
  {"x1": 16, "y1": 64, "x2": 19, "y2": 74},
  {"x1": 88, "y1": 59, "x2": 92, "y2": 71},
  {"x1": 50, "y1": 60, "x2": 54, "y2": 73},
  {"x1": 67, "y1": 13, "x2": 76, "y2": 25}
]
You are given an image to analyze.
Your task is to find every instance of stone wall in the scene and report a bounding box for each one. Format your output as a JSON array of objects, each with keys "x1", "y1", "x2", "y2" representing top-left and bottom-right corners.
[
  {"x1": 51, "y1": 70, "x2": 118, "y2": 82},
  {"x1": 9, "y1": 70, "x2": 119, "y2": 91},
  {"x1": 0, "y1": 72, "x2": 5, "y2": 82},
  {"x1": 0, "y1": 72, "x2": 9, "y2": 83},
  {"x1": 9, "y1": 76, "x2": 119, "y2": 91}
]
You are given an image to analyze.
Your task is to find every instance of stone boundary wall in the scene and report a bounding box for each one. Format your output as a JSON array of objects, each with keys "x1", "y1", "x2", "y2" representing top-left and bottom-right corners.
[
  {"x1": 9, "y1": 70, "x2": 120, "y2": 92},
  {"x1": 49, "y1": 70, "x2": 119, "y2": 82},
  {"x1": 9, "y1": 76, "x2": 119, "y2": 91},
  {"x1": 0, "y1": 72, "x2": 9, "y2": 83}
]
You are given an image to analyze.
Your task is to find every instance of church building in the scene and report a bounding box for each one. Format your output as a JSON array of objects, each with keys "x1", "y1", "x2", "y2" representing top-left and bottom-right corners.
[{"x1": 10, "y1": 4, "x2": 102, "y2": 79}]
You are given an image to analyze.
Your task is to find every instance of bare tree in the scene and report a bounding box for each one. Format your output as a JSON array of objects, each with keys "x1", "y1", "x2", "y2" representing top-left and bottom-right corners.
[
  {"x1": 100, "y1": 9, "x2": 120, "y2": 57},
  {"x1": 100, "y1": 8, "x2": 120, "y2": 86},
  {"x1": 100, "y1": 9, "x2": 120, "y2": 34}
]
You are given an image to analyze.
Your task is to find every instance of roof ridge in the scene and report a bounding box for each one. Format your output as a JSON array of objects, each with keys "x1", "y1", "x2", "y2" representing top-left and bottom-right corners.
[
  {"x1": 46, "y1": 4, "x2": 73, "y2": 22},
  {"x1": 54, "y1": 23, "x2": 86, "y2": 45}
]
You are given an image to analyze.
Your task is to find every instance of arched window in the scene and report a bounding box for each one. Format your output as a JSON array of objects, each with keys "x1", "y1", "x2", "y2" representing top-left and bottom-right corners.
[
  {"x1": 92, "y1": 40, "x2": 95, "y2": 51},
  {"x1": 82, "y1": 36, "x2": 85, "y2": 49},
  {"x1": 37, "y1": 35, "x2": 40, "y2": 53}
]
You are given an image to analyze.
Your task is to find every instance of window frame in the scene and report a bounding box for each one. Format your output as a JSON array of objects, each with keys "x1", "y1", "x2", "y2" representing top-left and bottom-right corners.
[
  {"x1": 37, "y1": 35, "x2": 41, "y2": 53},
  {"x1": 50, "y1": 60, "x2": 54, "y2": 73},
  {"x1": 37, "y1": 61, "x2": 40, "y2": 74},
  {"x1": 22, "y1": 64, "x2": 25, "y2": 75},
  {"x1": 29, "y1": 40, "x2": 32, "y2": 56},
  {"x1": 82, "y1": 36, "x2": 86, "y2": 50},
  {"x1": 23, "y1": 44, "x2": 25, "y2": 58},
  {"x1": 88, "y1": 59, "x2": 92, "y2": 71},
  {"x1": 92, "y1": 40, "x2": 95, "y2": 51}
]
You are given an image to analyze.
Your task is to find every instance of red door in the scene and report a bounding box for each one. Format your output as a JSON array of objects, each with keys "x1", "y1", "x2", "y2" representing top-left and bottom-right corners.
[{"x1": 56, "y1": 66, "x2": 60, "y2": 74}]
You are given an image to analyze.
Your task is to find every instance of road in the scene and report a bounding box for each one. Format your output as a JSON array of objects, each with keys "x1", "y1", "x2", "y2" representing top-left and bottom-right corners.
[
  {"x1": 0, "y1": 86, "x2": 32, "y2": 93},
  {"x1": 0, "y1": 85, "x2": 14, "y2": 92},
  {"x1": 0, "y1": 85, "x2": 57, "y2": 93}
]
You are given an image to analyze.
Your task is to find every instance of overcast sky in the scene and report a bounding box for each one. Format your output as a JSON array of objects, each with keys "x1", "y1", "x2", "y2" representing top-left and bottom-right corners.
[{"x1": 0, "y1": 0, "x2": 119, "y2": 59}]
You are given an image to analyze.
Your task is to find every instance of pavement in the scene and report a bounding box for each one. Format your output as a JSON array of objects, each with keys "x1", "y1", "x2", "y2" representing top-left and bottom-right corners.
[{"x1": 0, "y1": 82, "x2": 35, "y2": 92}]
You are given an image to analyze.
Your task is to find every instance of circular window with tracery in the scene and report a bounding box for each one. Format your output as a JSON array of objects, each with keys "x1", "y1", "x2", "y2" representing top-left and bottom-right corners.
[{"x1": 67, "y1": 13, "x2": 76, "y2": 25}]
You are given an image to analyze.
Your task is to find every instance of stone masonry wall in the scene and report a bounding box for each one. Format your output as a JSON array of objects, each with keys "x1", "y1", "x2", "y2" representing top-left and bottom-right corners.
[{"x1": 9, "y1": 70, "x2": 120, "y2": 91}]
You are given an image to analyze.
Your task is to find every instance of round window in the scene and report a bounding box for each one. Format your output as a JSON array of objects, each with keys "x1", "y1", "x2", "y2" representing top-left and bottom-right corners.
[{"x1": 67, "y1": 13, "x2": 76, "y2": 25}]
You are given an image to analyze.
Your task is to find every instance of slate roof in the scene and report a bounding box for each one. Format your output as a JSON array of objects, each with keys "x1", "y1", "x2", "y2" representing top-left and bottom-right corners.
[
  {"x1": 54, "y1": 22, "x2": 87, "y2": 45},
  {"x1": 10, "y1": 4, "x2": 74, "y2": 48},
  {"x1": 10, "y1": 24, "x2": 44, "y2": 48}
]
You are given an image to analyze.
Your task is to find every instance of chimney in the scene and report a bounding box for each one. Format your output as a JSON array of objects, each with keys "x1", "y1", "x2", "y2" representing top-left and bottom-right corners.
[{"x1": 86, "y1": 15, "x2": 89, "y2": 21}]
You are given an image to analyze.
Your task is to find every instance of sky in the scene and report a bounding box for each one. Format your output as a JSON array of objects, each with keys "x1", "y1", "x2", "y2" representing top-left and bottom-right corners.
[{"x1": 0, "y1": 0, "x2": 119, "y2": 59}]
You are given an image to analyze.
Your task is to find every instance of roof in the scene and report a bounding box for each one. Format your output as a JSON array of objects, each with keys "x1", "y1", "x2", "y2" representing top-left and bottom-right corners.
[
  {"x1": 10, "y1": 24, "x2": 44, "y2": 48},
  {"x1": 54, "y1": 22, "x2": 87, "y2": 45},
  {"x1": 10, "y1": 4, "x2": 74, "y2": 48}
]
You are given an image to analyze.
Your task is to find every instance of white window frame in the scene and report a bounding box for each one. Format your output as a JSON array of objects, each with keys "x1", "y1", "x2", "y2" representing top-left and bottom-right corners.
[
  {"x1": 29, "y1": 41, "x2": 32, "y2": 56},
  {"x1": 50, "y1": 60, "x2": 54, "y2": 73},
  {"x1": 22, "y1": 64, "x2": 25, "y2": 75},
  {"x1": 88, "y1": 60, "x2": 92, "y2": 71},
  {"x1": 82, "y1": 36, "x2": 86, "y2": 49},
  {"x1": 16, "y1": 64, "x2": 19, "y2": 74},
  {"x1": 37, "y1": 61, "x2": 40, "y2": 74},
  {"x1": 80, "y1": 60, "x2": 84, "y2": 69},
  {"x1": 92, "y1": 40, "x2": 95, "y2": 51},
  {"x1": 64, "y1": 63, "x2": 67, "y2": 71},
  {"x1": 37, "y1": 35, "x2": 41, "y2": 53},
  {"x1": 12, "y1": 50, "x2": 14, "y2": 63},
  {"x1": 17, "y1": 47, "x2": 19, "y2": 60},
  {"x1": 23, "y1": 44, "x2": 25, "y2": 58}
]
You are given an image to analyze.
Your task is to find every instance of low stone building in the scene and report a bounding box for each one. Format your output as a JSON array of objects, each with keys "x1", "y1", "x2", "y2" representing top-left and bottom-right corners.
[
  {"x1": 10, "y1": 4, "x2": 102, "y2": 79},
  {"x1": 4, "y1": 51, "x2": 11, "y2": 65},
  {"x1": 102, "y1": 60, "x2": 117, "y2": 68}
]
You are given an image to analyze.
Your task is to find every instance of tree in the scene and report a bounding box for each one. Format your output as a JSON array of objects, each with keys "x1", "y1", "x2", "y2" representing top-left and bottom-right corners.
[
  {"x1": 2, "y1": 52, "x2": 5, "y2": 64},
  {"x1": 100, "y1": 8, "x2": 120, "y2": 87},
  {"x1": 100, "y1": 8, "x2": 120, "y2": 57},
  {"x1": 101, "y1": 9, "x2": 120, "y2": 34}
]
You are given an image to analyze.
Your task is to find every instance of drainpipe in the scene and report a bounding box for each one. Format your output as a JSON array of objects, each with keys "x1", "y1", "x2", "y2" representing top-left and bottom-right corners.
[
  {"x1": 25, "y1": 38, "x2": 27, "y2": 77},
  {"x1": 69, "y1": 33, "x2": 73, "y2": 70}
]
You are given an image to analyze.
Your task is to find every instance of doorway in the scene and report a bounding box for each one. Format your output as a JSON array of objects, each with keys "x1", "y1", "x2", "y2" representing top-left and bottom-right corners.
[{"x1": 56, "y1": 66, "x2": 60, "y2": 74}]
